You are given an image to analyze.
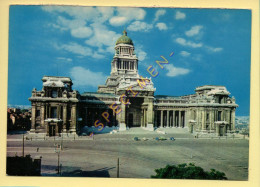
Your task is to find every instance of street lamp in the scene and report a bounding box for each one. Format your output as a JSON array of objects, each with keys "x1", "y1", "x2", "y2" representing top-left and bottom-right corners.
[
  {"x1": 22, "y1": 133, "x2": 24, "y2": 157},
  {"x1": 55, "y1": 146, "x2": 61, "y2": 175},
  {"x1": 61, "y1": 132, "x2": 63, "y2": 150}
]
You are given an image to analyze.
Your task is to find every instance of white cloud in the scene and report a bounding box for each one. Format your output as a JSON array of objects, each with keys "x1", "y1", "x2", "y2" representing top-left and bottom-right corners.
[
  {"x1": 42, "y1": 6, "x2": 116, "y2": 24},
  {"x1": 70, "y1": 66, "x2": 107, "y2": 87},
  {"x1": 109, "y1": 16, "x2": 128, "y2": 26},
  {"x1": 96, "y1": 7, "x2": 115, "y2": 22},
  {"x1": 180, "y1": 51, "x2": 191, "y2": 57},
  {"x1": 71, "y1": 27, "x2": 93, "y2": 38},
  {"x1": 57, "y1": 16, "x2": 86, "y2": 30},
  {"x1": 155, "y1": 22, "x2": 168, "y2": 30},
  {"x1": 165, "y1": 64, "x2": 190, "y2": 77},
  {"x1": 85, "y1": 23, "x2": 121, "y2": 49},
  {"x1": 138, "y1": 51, "x2": 147, "y2": 61},
  {"x1": 127, "y1": 21, "x2": 153, "y2": 32},
  {"x1": 48, "y1": 16, "x2": 93, "y2": 38},
  {"x1": 42, "y1": 6, "x2": 102, "y2": 22},
  {"x1": 175, "y1": 11, "x2": 186, "y2": 20},
  {"x1": 175, "y1": 37, "x2": 203, "y2": 48},
  {"x1": 109, "y1": 7, "x2": 146, "y2": 26},
  {"x1": 206, "y1": 46, "x2": 223, "y2": 52},
  {"x1": 212, "y1": 13, "x2": 231, "y2": 23},
  {"x1": 43, "y1": 6, "x2": 148, "y2": 59},
  {"x1": 137, "y1": 50, "x2": 147, "y2": 61},
  {"x1": 92, "y1": 52, "x2": 105, "y2": 59},
  {"x1": 192, "y1": 54, "x2": 202, "y2": 62},
  {"x1": 56, "y1": 57, "x2": 72, "y2": 63},
  {"x1": 154, "y1": 9, "x2": 166, "y2": 22},
  {"x1": 59, "y1": 42, "x2": 92, "y2": 57},
  {"x1": 135, "y1": 45, "x2": 147, "y2": 61},
  {"x1": 118, "y1": 7, "x2": 146, "y2": 20},
  {"x1": 185, "y1": 25, "x2": 203, "y2": 37}
]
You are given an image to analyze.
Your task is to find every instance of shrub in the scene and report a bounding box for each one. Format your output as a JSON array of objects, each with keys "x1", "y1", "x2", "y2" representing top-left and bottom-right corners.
[{"x1": 151, "y1": 163, "x2": 227, "y2": 180}]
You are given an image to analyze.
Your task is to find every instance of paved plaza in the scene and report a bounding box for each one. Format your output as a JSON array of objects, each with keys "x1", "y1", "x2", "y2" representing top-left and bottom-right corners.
[{"x1": 7, "y1": 128, "x2": 249, "y2": 180}]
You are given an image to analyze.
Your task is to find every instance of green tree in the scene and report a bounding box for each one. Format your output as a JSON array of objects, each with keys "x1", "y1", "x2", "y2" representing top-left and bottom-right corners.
[{"x1": 151, "y1": 163, "x2": 227, "y2": 180}]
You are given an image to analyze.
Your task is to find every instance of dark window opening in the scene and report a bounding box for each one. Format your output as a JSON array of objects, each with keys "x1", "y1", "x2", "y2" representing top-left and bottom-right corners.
[
  {"x1": 206, "y1": 113, "x2": 209, "y2": 121},
  {"x1": 218, "y1": 111, "x2": 222, "y2": 121},
  {"x1": 60, "y1": 107, "x2": 63, "y2": 119},
  {"x1": 67, "y1": 108, "x2": 71, "y2": 120},
  {"x1": 52, "y1": 90, "x2": 58, "y2": 98},
  {"x1": 51, "y1": 107, "x2": 57, "y2": 118},
  {"x1": 36, "y1": 110, "x2": 40, "y2": 117}
]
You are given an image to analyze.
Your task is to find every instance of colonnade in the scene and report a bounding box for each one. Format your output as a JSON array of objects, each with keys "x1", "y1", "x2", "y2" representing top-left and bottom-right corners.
[
  {"x1": 116, "y1": 60, "x2": 137, "y2": 70},
  {"x1": 154, "y1": 110, "x2": 186, "y2": 128}
]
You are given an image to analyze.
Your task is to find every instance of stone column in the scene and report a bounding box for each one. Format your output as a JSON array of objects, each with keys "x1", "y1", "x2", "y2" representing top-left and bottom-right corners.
[
  {"x1": 178, "y1": 111, "x2": 181, "y2": 127},
  {"x1": 166, "y1": 110, "x2": 169, "y2": 128},
  {"x1": 227, "y1": 110, "x2": 231, "y2": 131},
  {"x1": 69, "y1": 104, "x2": 77, "y2": 133},
  {"x1": 146, "y1": 98, "x2": 154, "y2": 130},
  {"x1": 216, "y1": 123, "x2": 220, "y2": 136},
  {"x1": 30, "y1": 104, "x2": 36, "y2": 133},
  {"x1": 221, "y1": 110, "x2": 224, "y2": 121},
  {"x1": 160, "y1": 110, "x2": 163, "y2": 128},
  {"x1": 231, "y1": 109, "x2": 235, "y2": 131},
  {"x1": 197, "y1": 110, "x2": 200, "y2": 130},
  {"x1": 201, "y1": 110, "x2": 206, "y2": 130},
  {"x1": 169, "y1": 112, "x2": 172, "y2": 127},
  {"x1": 141, "y1": 109, "x2": 143, "y2": 127},
  {"x1": 154, "y1": 110, "x2": 157, "y2": 127},
  {"x1": 184, "y1": 110, "x2": 189, "y2": 127},
  {"x1": 183, "y1": 111, "x2": 186, "y2": 127},
  {"x1": 40, "y1": 104, "x2": 45, "y2": 127},
  {"x1": 144, "y1": 109, "x2": 147, "y2": 127},
  {"x1": 119, "y1": 103, "x2": 126, "y2": 131},
  {"x1": 209, "y1": 110, "x2": 213, "y2": 132},
  {"x1": 173, "y1": 110, "x2": 175, "y2": 127},
  {"x1": 62, "y1": 104, "x2": 67, "y2": 132}
]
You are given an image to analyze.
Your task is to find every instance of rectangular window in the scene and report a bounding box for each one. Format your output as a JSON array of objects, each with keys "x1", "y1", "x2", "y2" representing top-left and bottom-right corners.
[
  {"x1": 36, "y1": 110, "x2": 40, "y2": 117},
  {"x1": 51, "y1": 107, "x2": 57, "y2": 118},
  {"x1": 218, "y1": 111, "x2": 222, "y2": 121}
]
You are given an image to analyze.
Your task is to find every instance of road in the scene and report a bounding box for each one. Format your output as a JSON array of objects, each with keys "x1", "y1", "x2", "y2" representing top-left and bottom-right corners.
[{"x1": 7, "y1": 129, "x2": 249, "y2": 180}]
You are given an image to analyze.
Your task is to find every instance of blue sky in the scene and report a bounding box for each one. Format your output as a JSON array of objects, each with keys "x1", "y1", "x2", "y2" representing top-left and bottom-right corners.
[{"x1": 8, "y1": 6, "x2": 251, "y2": 116}]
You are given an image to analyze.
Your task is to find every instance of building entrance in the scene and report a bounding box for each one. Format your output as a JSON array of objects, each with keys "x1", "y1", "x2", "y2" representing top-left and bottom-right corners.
[
  {"x1": 128, "y1": 113, "x2": 133, "y2": 127},
  {"x1": 219, "y1": 125, "x2": 225, "y2": 136},
  {"x1": 127, "y1": 97, "x2": 144, "y2": 127},
  {"x1": 49, "y1": 124, "x2": 56, "y2": 136}
]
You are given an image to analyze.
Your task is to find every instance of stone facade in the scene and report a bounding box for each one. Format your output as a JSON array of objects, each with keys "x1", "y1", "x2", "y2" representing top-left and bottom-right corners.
[{"x1": 29, "y1": 30, "x2": 238, "y2": 136}]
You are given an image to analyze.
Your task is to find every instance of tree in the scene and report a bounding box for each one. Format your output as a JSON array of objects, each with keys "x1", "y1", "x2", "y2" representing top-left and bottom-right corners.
[{"x1": 151, "y1": 163, "x2": 227, "y2": 180}]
